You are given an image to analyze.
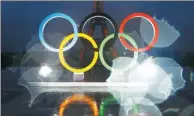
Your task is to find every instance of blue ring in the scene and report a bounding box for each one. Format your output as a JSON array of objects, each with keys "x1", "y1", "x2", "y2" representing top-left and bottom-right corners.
[{"x1": 39, "y1": 13, "x2": 78, "y2": 52}]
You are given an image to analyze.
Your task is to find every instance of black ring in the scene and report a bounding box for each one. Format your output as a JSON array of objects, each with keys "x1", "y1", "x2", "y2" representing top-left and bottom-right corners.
[{"x1": 79, "y1": 12, "x2": 118, "y2": 51}]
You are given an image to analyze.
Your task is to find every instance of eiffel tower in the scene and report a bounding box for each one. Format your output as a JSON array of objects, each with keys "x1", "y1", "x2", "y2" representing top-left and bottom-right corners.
[{"x1": 80, "y1": 1, "x2": 116, "y2": 82}]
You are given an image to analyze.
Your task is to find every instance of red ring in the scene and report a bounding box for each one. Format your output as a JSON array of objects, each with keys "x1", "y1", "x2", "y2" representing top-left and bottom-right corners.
[{"x1": 119, "y1": 12, "x2": 159, "y2": 52}]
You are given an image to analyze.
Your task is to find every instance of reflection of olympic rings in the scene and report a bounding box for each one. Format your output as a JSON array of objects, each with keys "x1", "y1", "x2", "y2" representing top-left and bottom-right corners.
[
  {"x1": 99, "y1": 33, "x2": 138, "y2": 72},
  {"x1": 79, "y1": 12, "x2": 118, "y2": 50},
  {"x1": 59, "y1": 94, "x2": 98, "y2": 116},
  {"x1": 39, "y1": 13, "x2": 78, "y2": 52},
  {"x1": 59, "y1": 33, "x2": 98, "y2": 73},
  {"x1": 99, "y1": 96, "x2": 118, "y2": 116},
  {"x1": 119, "y1": 12, "x2": 159, "y2": 52}
]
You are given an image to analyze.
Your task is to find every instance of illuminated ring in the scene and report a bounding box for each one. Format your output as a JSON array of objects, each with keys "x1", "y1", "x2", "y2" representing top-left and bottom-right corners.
[
  {"x1": 39, "y1": 13, "x2": 78, "y2": 52},
  {"x1": 59, "y1": 33, "x2": 98, "y2": 73},
  {"x1": 99, "y1": 96, "x2": 118, "y2": 116},
  {"x1": 79, "y1": 12, "x2": 118, "y2": 50},
  {"x1": 59, "y1": 94, "x2": 98, "y2": 116},
  {"x1": 119, "y1": 12, "x2": 159, "y2": 52},
  {"x1": 99, "y1": 33, "x2": 138, "y2": 72}
]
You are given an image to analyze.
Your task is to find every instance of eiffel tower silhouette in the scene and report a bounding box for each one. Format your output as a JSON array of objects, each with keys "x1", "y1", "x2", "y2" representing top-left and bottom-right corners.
[{"x1": 79, "y1": 1, "x2": 117, "y2": 82}]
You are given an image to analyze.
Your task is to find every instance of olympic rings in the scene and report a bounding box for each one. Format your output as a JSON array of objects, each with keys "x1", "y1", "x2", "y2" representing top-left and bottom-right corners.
[
  {"x1": 59, "y1": 94, "x2": 98, "y2": 116},
  {"x1": 99, "y1": 96, "x2": 118, "y2": 116},
  {"x1": 79, "y1": 12, "x2": 118, "y2": 50},
  {"x1": 99, "y1": 33, "x2": 138, "y2": 72},
  {"x1": 41, "y1": 12, "x2": 158, "y2": 72},
  {"x1": 59, "y1": 33, "x2": 98, "y2": 73},
  {"x1": 119, "y1": 12, "x2": 159, "y2": 52},
  {"x1": 39, "y1": 13, "x2": 78, "y2": 52}
]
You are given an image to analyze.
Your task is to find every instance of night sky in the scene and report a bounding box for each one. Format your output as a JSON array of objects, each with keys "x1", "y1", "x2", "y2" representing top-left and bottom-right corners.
[{"x1": 2, "y1": 1, "x2": 194, "y2": 59}]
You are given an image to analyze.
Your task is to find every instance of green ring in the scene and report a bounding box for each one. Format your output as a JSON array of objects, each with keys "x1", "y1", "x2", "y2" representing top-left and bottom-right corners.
[
  {"x1": 99, "y1": 33, "x2": 138, "y2": 72},
  {"x1": 99, "y1": 96, "x2": 118, "y2": 116},
  {"x1": 99, "y1": 96, "x2": 140, "y2": 116}
]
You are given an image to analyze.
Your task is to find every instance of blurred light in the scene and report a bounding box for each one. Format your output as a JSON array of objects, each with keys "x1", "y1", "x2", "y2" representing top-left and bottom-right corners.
[
  {"x1": 39, "y1": 65, "x2": 52, "y2": 77},
  {"x1": 52, "y1": 114, "x2": 58, "y2": 116},
  {"x1": 138, "y1": 58, "x2": 157, "y2": 78},
  {"x1": 107, "y1": 114, "x2": 113, "y2": 116}
]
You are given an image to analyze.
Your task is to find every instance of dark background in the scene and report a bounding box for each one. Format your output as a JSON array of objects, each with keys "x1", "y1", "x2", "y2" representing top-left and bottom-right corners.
[{"x1": 1, "y1": 1, "x2": 194, "y2": 116}]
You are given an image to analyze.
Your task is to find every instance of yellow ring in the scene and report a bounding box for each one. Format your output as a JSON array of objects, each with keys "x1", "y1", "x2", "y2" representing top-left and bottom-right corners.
[{"x1": 59, "y1": 33, "x2": 98, "y2": 73}]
